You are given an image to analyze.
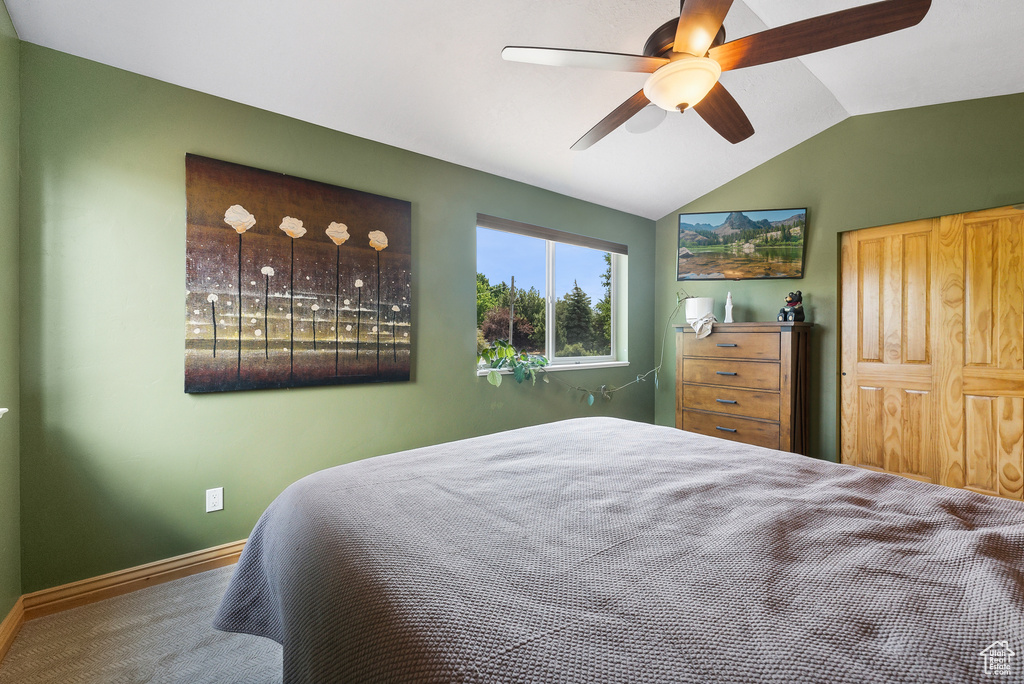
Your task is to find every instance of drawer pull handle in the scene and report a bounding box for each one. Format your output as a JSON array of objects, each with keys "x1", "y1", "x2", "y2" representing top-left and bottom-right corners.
[
  {"x1": 716, "y1": 399, "x2": 737, "y2": 404},
  {"x1": 716, "y1": 371, "x2": 737, "y2": 376},
  {"x1": 716, "y1": 343, "x2": 737, "y2": 347},
  {"x1": 716, "y1": 427, "x2": 737, "y2": 433}
]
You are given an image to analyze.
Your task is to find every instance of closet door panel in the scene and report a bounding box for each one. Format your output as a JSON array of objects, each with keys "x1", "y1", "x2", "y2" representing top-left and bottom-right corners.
[
  {"x1": 961, "y1": 211, "x2": 1024, "y2": 500},
  {"x1": 934, "y1": 213, "x2": 965, "y2": 490},
  {"x1": 882, "y1": 236, "x2": 903, "y2": 364},
  {"x1": 995, "y1": 217, "x2": 1023, "y2": 369},
  {"x1": 965, "y1": 222, "x2": 995, "y2": 367},
  {"x1": 900, "y1": 389, "x2": 934, "y2": 483},
  {"x1": 859, "y1": 239, "x2": 884, "y2": 363},
  {"x1": 903, "y1": 233, "x2": 930, "y2": 364},
  {"x1": 841, "y1": 222, "x2": 936, "y2": 479},
  {"x1": 965, "y1": 215, "x2": 1024, "y2": 370},
  {"x1": 964, "y1": 395, "x2": 998, "y2": 495},
  {"x1": 856, "y1": 386, "x2": 885, "y2": 470},
  {"x1": 997, "y1": 396, "x2": 1024, "y2": 500},
  {"x1": 843, "y1": 205, "x2": 1023, "y2": 501}
]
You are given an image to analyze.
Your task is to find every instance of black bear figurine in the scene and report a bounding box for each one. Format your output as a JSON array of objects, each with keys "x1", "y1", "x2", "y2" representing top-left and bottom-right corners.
[{"x1": 777, "y1": 291, "x2": 805, "y2": 322}]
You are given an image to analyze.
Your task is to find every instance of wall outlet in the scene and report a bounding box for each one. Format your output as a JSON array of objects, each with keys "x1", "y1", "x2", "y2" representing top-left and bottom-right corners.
[{"x1": 206, "y1": 487, "x2": 224, "y2": 513}]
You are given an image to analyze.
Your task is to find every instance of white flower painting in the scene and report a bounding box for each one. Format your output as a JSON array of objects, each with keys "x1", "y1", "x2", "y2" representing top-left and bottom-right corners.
[
  {"x1": 326, "y1": 222, "x2": 350, "y2": 245},
  {"x1": 279, "y1": 216, "x2": 306, "y2": 239},
  {"x1": 224, "y1": 205, "x2": 255, "y2": 234},
  {"x1": 185, "y1": 155, "x2": 411, "y2": 393}
]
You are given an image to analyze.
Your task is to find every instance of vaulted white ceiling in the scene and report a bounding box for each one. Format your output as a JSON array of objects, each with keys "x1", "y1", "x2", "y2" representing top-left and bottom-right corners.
[{"x1": 7, "y1": 1, "x2": 1024, "y2": 219}]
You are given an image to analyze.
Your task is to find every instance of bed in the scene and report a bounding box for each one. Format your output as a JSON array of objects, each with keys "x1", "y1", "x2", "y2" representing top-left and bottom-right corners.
[{"x1": 215, "y1": 417, "x2": 1024, "y2": 683}]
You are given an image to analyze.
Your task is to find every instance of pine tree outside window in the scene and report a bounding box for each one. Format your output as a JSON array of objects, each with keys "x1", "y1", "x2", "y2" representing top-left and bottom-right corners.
[{"x1": 476, "y1": 214, "x2": 627, "y2": 368}]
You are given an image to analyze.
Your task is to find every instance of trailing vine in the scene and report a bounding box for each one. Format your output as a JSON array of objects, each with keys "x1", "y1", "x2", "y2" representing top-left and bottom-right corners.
[{"x1": 478, "y1": 339, "x2": 549, "y2": 387}]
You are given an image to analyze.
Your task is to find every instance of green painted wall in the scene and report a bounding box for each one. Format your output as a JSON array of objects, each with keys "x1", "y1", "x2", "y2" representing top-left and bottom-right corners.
[
  {"x1": 18, "y1": 44, "x2": 655, "y2": 592},
  {"x1": 654, "y1": 93, "x2": 1024, "y2": 461},
  {"x1": 0, "y1": 0, "x2": 19, "y2": 615}
]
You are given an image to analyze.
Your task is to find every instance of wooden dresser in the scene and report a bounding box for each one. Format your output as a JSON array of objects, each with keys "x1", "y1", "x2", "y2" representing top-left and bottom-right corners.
[{"x1": 676, "y1": 322, "x2": 812, "y2": 454}]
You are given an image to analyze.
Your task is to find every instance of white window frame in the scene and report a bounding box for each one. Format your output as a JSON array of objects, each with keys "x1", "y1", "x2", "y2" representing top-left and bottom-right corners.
[{"x1": 476, "y1": 214, "x2": 628, "y2": 372}]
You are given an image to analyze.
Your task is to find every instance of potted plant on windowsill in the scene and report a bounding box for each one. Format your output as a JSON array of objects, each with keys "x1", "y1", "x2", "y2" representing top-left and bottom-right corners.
[{"x1": 478, "y1": 339, "x2": 549, "y2": 387}]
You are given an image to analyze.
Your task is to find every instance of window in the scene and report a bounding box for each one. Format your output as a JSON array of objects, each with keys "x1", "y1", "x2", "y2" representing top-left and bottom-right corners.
[{"x1": 476, "y1": 214, "x2": 627, "y2": 367}]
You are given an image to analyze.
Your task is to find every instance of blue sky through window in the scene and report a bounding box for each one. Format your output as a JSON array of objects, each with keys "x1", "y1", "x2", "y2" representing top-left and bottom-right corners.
[{"x1": 476, "y1": 227, "x2": 607, "y2": 302}]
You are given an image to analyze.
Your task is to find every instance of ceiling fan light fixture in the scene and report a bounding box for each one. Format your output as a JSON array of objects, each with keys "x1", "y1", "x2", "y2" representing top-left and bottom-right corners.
[{"x1": 643, "y1": 56, "x2": 721, "y2": 112}]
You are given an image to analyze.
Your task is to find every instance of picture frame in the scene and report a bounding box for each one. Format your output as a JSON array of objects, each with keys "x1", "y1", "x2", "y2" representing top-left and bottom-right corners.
[
  {"x1": 677, "y1": 208, "x2": 807, "y2": 280},
  {"x1": 185, "y1": 155, "x2": 412, "y2": 393}
]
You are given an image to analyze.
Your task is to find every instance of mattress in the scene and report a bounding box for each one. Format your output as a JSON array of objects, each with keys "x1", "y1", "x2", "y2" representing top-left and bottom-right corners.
[{"x1": 215, "y1": 417, "x2": 1024, "y2": 682}]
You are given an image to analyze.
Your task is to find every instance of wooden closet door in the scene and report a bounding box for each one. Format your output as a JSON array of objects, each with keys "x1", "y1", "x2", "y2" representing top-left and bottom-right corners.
[
  {"x1": 840, "y1": 220, "x2": 938, "y2": 483},
  {"x1": 841, "y1": 204, "x2": 1024, "y2": 501},
  {"x1": 955, "y1": 206, "x2": 1024, "y2": 498}
]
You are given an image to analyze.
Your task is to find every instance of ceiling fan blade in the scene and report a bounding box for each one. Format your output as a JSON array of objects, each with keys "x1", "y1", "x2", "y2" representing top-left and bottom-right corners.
[
  {"x1": 502, "y1": 47, "x2": 668, "y2": 73},
  {"x1": 673, "y1": 0, "x2": 734, "y2": 57},
  {"x1": 571, "y1": 90, "x2": 650, "y2": 151},
  {"x1": 624, "y1": 104, "x2": 668, "y2": 134},
  {"x1": 708, "y1": 0, "x2": 931, "y2": 72},
  {"x1": 693, "y1": 82, "x2": 754, "y2": 144}
]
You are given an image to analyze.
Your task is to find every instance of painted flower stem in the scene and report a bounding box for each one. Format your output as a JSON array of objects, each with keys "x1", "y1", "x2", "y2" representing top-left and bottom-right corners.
[
  {"x1": 366, "y1": 230, "x2": 389, "y2": 376},
  {"x1": 237, "y1": 233, "x2": 242, "y2": 381},
  {"x1": 312, "y1": 305, "x2": 319, "y2": 351},
  {"x1": 223, "y1": 205, "x2": 255, "y2": 377},
  {"x1": 325, "y1": 222, "x2": 350, "y2": 375},
  {"x1": 376, "y1": 252, "x2": 381, "y2": 376},
  {"x1": 260, "y1": 266, "x2": 275, "y2": 361},
  {"x1": 356, "y1": 288, "x2": 361, "y2": 360},
  {"x1": 335, "y1": 246, "x2": 340, "y2": 375},
  {"x1": 290, "y1": 239, "x2": 295, "y2": 379},
  {"x1": 264, "y1": 275, "x2": 270, "y2": 359},
  {"x1": 278, "y1": 217, "x2": 305, "y2": 379},
  {"x1": 211, "y1": 300, "x2": 217, "y2": 357}
]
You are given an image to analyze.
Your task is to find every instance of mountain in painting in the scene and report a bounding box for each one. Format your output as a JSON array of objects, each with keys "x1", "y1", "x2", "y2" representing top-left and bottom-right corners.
[
  {"x1": 679, "y1": 210, "x2": 805, "y2": 247},
  {"x1": 712, "y1": 211, "x2": 760, "y2": 236}
]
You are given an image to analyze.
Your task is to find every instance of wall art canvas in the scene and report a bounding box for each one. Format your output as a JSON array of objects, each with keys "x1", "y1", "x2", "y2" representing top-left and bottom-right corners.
[
  {"x1": 677, "y1": 208, "x2": 806, "y2": 280},
  {"x1": 185, "y1": 154, "x2": 412, "y2": 393}
]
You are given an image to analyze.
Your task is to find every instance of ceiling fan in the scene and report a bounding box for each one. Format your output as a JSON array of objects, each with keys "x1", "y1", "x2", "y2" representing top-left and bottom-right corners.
[{"x1": 502, "y1": 0, "x2": 931, "y2": 150}]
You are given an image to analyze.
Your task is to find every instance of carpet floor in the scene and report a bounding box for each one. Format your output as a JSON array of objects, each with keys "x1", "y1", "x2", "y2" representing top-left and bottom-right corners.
[{"x1": 0, "y1": 565, "x2": 281, "y2": 684}]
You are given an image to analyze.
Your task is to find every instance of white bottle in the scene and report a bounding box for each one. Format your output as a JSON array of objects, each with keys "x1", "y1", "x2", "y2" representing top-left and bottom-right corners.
[{"x1": 724, "y1": 292, "x2": 734, "y2": 323}]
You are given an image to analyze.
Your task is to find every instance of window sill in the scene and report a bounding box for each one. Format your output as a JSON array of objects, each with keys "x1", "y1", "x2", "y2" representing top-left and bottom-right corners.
[{"x1": 476, "y1": 360, "x2": 629, "y2": 376}]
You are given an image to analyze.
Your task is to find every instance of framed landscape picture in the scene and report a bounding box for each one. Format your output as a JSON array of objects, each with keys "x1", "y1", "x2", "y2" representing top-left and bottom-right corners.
[{"x1": 677, "y1": 208, "x2": 807, "y2": 280}]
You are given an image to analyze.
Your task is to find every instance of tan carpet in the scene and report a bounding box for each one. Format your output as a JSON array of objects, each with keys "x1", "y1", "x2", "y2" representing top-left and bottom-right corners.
[{"x1": 0, "y1": 565, "x2": 281, "y2": 684}]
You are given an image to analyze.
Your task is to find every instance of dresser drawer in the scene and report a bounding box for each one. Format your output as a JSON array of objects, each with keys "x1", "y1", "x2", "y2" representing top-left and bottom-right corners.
[
  {"x1": 682, "y1": 410, "x2": 781, "y2": 450},
  {"x1": 682, "y1": 332, "x2": 780, "y2": 361},
  {"x1": 681, "y1": 384, "x2": 780, "y2": 421},
  {"x1": 681, "y1": 359, "x2": 780, "y2": 391}
]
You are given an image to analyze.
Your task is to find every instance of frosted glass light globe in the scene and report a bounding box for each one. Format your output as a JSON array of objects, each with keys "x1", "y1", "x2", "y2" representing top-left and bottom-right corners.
[{"x1": 643, "y1": 57, "x2": 722, "y2": 112}]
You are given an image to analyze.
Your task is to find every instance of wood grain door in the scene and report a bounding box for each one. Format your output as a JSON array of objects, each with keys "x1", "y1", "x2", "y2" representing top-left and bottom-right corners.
[
  {"x1": 840, "y1": 204, "x2": 1024, "y2": 501},
  {"x1": 956, "y1": 206, "x2": 1024, "y2": 498},
  {"x1": 840, "y1": 219, "x2": 937, "y2": 483}
]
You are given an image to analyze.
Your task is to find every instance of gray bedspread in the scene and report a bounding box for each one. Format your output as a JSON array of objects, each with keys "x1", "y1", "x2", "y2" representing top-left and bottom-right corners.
[{"x1": 215, "y1": 417, "x2": 1024, "y2": 683}]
